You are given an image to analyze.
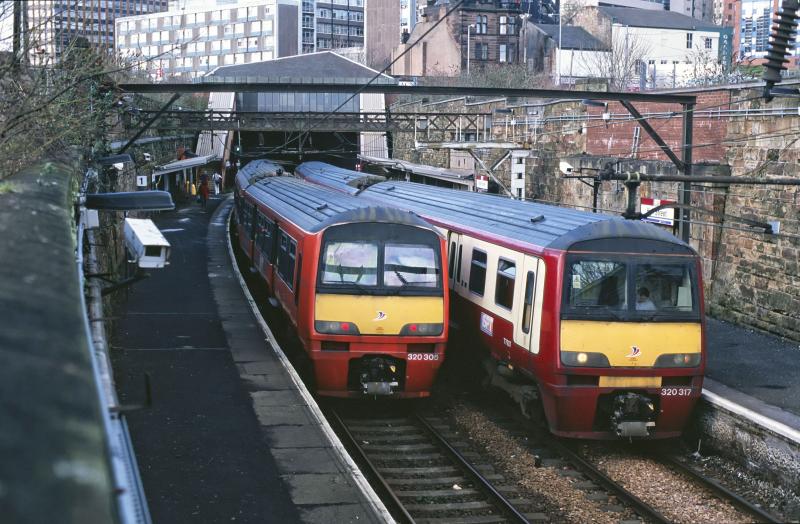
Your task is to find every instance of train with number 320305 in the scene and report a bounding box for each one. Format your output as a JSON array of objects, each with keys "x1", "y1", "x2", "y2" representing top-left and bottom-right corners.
[
  {"x1": 233, "y1": 160, "x2": 449, "y2": 398},
  {"x1": 297, "y1": 161, "x2": 706, "y2": 440}
]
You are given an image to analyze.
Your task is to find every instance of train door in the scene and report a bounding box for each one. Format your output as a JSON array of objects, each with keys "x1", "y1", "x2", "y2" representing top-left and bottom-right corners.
[
  {"x1": 512, "y1": 255, "x2": 543, "y2": 355},
  {"x1": 447, "y1": 232, "x2": 463, "y2": 292}
]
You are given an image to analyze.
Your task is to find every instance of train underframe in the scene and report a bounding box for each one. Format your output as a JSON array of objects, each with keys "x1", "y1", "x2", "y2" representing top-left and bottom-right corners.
[
  {"x1": 311, "y1": 342, "x2": 447, "y2": 399},
  {"x1": 483, "y1": 358, "x2": 703, "y2": 439}
]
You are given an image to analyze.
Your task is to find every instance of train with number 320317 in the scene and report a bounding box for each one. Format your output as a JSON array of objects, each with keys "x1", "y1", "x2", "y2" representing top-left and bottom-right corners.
[
  {"x1": 233, "y1": 160, "x2": 449, "y2": 398},
  {"x1": 297, "y1": 161, "x2": 706, "y2": 439}
]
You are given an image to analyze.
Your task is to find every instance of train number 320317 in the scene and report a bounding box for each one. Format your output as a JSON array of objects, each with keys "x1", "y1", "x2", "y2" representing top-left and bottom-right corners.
[
  {"x1": 661, "y1": 387, "x2": 693, "y2": 397},
  {"x1": 408, "y1": 353, "x2": 440, "y2": 361}
]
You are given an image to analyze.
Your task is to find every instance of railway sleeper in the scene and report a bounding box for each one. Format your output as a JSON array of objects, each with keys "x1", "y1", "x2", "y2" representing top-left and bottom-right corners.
[
  {"x1": 404, "y1": 500, "x2": 494, "y2": 512},
  {"x1": 414, "y1": 516, "x2": 508, "y2": 524},
  {"x1": 368, "y1": 452, "x2": 447, "y2": 461},
  {"x1": 362, "y1": 443, "x2": 437, "y2": 452},
  {"x1": 386, "y1": 476, "x2": 467, "y2": 486},
  {"x1": 345, "y1": 425, "x2": 418, "y2": 434},
  {"x1": 396, "y1": 488, "x2": 481, "y2": 498},
  {"x1": 356, "y1": 434, "x2": 430, "y2": 444}
]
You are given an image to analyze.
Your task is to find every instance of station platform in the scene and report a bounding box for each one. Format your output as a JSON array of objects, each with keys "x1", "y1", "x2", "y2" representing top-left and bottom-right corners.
[
  {"x1": 704, "y1": 317, "x2": 800, "y2": 441},
  {"x1": 110, "y1": 195, "x2": 389, "y2": 524}
]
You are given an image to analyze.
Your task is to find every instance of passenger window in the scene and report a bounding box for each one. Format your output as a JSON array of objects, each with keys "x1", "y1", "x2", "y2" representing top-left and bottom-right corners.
[
  {"x1": 522, "y1": 271, "x2": 535, "y2": 334},
  {"x1": 294, "y1": 255, "x2": 302, "y2": 305},
  {"x1": 256, "y1": 213, "x2": 274, "y2": 258},
  {"x1": 277, "y1": 230, "x2": 297, "y2": 289},
  {"x1": 495, "y1": 258, "x2": 516, "y2": 309},
  {"x1": 448, "y1": 241, "x2": 456, "y2": 275},
  {"x1": 456, "y1": 244, "x2": 463, "y2": 283},
  {"x1": 468, "y1": 249, "x2": 487, "y2": 296}
]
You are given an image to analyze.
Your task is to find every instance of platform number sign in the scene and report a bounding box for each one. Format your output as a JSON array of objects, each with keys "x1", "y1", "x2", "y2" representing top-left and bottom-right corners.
[{"x1": 136, "y1": 175, "x2": 148, "y2": 188}]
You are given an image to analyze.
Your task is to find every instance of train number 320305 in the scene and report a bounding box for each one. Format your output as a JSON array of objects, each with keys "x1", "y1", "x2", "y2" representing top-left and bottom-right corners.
[
  {"x1": 408, "y1": 353, "x2": 440, "y2": 361},
  {"x1": 661, "y1": 387, "x2": 693, "y2": 396}
]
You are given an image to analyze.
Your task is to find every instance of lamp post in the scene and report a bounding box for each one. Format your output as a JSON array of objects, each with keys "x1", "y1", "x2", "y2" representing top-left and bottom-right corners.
[
  {"x1": 520, "y1": 13, "x2": 530, "y2": 65},
  {"x1": 467, "y1": 23, "x2": 475, "y2": 75},
  {"x1": 556, "y1": 2, "x2": 562, "y2": 85}
]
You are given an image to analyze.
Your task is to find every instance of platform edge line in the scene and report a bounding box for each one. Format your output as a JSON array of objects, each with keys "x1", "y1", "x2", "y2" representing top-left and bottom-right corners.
[
  {"x1": 701, "y1": 388, "x2": 800, "y2": 445},
  {"x1": 222, "y1": 199, "x2": 395, "y2": 524}
]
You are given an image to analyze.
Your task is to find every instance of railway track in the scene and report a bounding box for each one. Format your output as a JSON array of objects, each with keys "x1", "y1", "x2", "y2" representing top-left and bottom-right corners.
[
  {"x1": 652, "y1": 453, "x2": 782, "y2": 523},
  {"x1": 328, "y1": 410, "x2": 545, "y2": 524},
  {"x1": 483, "y1": 398, "x2": 781, "y2": 524}
]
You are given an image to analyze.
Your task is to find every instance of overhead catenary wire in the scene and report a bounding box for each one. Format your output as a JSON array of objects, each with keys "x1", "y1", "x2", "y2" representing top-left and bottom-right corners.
[{"x1": 262, "y1": 0, "x2": 466, "y2": 156}]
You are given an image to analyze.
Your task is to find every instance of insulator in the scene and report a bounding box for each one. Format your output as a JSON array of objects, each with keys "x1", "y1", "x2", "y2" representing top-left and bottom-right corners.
[{"x1": 763, "y1": 0, "x2": 800, "y2": 96}]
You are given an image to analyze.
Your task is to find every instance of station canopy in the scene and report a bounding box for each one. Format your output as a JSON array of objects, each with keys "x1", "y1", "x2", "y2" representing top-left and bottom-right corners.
[{"x1": 154, "y1": 154, "x2": 218, "y2": 175}]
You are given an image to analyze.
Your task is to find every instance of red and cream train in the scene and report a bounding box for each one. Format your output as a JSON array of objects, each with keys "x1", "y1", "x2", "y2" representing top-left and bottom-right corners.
[
  {"x1": 233, "y1": 160, "x2": 449, "y2": 398},
  {"x1": 297, "y1": 161, "x2": 706, "y2": 440}
]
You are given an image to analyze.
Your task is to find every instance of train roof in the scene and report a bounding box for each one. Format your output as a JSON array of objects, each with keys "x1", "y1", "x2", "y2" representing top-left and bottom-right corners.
[
  {"x1": 241, "y1": 174, "x2": 434, "y2": 234},
  {"x1": 295, "y1": 161, "x2": 386, "y2": 195},
  {"x1": 295, "y1": 162, "x2": 693, "y2": 252}
]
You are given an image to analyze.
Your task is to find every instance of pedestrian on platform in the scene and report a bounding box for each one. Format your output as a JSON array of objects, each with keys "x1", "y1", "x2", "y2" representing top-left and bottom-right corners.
[
  {"x1": 198, "y1": 173, "x2": 210, "y2": 210},
  {"x1": 212, "y1": 172, "x2": 222, "y2": 195}
]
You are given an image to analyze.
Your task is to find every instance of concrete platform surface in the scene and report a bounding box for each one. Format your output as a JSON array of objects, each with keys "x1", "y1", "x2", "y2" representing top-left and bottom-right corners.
[
  {"x1": 705, "y1": 316, "x2": 800, "y2": 438},
  {"x1": 111, "y1": 195, "x2": 388, "y2": 524}
]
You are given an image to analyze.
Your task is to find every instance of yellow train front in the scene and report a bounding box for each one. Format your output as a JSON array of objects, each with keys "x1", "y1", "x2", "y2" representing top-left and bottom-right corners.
[{"x1": 234, "y1": 163, "x2": 448, "y2": 398}]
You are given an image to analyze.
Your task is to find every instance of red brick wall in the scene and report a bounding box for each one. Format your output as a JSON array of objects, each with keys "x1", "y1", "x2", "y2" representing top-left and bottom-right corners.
[{"x1": 585, "y1": 90, "x2": 733, "y2": 163}]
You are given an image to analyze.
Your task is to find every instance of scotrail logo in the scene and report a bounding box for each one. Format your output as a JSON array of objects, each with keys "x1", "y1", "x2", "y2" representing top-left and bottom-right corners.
[
  {"x1": 626, "y1": 346, "x2": 641, "y2": 359},
  {"x1": 374, "y1": 311, "x2": 387, "y2": 321}
]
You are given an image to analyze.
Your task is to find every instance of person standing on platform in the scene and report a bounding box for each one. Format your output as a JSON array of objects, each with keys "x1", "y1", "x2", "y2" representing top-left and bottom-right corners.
[
  {"x1": 198, "y1": 173, "x2": 210, "y2": 210},
  {"x1": 212, "y1": 171, "x2": 222, "y2": 195}
]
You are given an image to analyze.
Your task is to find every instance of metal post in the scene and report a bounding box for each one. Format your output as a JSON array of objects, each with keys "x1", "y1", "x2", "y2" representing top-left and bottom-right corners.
[
  {"x1": 556, "y1": 3, "x2": 562, "y2": 85},
  {"x1": 680, "y1": 103, "x2": 694, "y2": 243},
  {"x1": 467, "y1": 24, "x2": 473, "y2": 75}
]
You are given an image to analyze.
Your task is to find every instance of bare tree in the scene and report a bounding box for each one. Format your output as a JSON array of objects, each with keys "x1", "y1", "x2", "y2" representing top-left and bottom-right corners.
[
  {"x1": 0, "y1": 5, "x2": 190, "y2": 180},
  {"x1": 580, "y1": 31, "x2": 651, "y2": 91},
  {"x1": 560, "y1": 0, "x2": 592, "y2": 25}
]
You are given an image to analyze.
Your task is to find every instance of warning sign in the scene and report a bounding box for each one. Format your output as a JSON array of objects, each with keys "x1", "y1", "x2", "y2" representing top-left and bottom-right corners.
[
  {"x1": 640, "y1": 198, "x2": 676, "y2": 226},
  {"x1": 476, "y1": 174, "x2": 489, "y2": 192}
]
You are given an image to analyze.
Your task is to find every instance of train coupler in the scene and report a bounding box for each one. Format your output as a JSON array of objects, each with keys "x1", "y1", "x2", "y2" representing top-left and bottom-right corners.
[
  {"x1": 610, "y1": 392, "x2": 657, "y2": 438},
  {"x1": 354, "y1": 356, "x2": 402, "y2": 396}
]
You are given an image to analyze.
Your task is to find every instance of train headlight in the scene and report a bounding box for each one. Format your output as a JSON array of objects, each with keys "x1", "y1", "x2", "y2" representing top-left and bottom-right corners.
[
  {"x1": 400, "y1": 323, "x2": 443, "y2": 336},
  {"x1": 654, "y1": 353, "x2": 701, "y2": 367},
  {"x1": 561, "y1": 351, "x2": 610, "y2": 367},
  {"x1": 315, "y1": 320, "x2": 360, "y2": 335}
]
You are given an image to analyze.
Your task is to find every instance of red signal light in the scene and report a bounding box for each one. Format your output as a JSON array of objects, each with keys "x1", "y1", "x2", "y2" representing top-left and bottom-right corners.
[
  {"x1": 409, "y1": 324, "x2": 418, "y2": 332},
  {"x1": 340, "y1": 322, "x2": 350, "y2": 331}
]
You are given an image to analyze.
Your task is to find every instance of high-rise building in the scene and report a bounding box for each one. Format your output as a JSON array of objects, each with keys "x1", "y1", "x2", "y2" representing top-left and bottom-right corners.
[
  {"x1": 400, "y1": 0, "x2": 418, "y2": 35},
  {"x1": 366, "y1": 0, "x2": 401, "y2": 69},
  {"x1": 21, "y1": 0, "x2": 168, "y2": 62},
  {"x1": 732, "y1": 0, "x2": 798, "y2": 65},
  {"x1": 115, "y1": 0, "x2": 301, "y2": 80},
  {"x1": 314, "y1": 0, "x2": 364, "y2": 50}
]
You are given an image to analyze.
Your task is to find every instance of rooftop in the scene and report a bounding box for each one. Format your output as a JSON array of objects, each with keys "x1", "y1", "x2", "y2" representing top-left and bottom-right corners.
[
  {"x1": 598, "y1": 7, "x2": 722, "y2": 31},
  {"x1": 205, "y1": 52, "x2": 396, "y2": 85},
  {"x1": 532, "y1": 23, "x2": 609, "y2": 50}
]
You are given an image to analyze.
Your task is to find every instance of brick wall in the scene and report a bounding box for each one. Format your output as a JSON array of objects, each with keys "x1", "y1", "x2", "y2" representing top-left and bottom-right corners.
[{"x1": 391, "y1": 83, "x2": 800, "y2": 340}]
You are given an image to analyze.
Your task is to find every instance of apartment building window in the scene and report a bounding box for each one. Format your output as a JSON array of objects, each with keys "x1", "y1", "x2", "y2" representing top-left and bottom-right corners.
[
  {"x1": 686, "y1": 32, "x2": 693, "y2": 49},
  {"x1": 475, "y1": 42, "x2": 488, "y2": 60},
  {"x1": 704, "y1": 37, "x2": 713, "y2": 49},
  {"x1": 499, "y1": 44, "x2": 507, "y2": 62},
  {"x1": 475, "y1": 15, "x2": 488, "y2": 34},
  {"x1": 508, "y1": 16, "x2": 516, "y2": 35},
  {"x1": 499, "y1": 16, "x2": 508, "y2": 34}
]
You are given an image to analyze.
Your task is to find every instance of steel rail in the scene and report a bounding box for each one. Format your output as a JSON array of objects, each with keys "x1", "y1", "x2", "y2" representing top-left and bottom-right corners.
[
  {"x1": 415, "y1": 414, "x2": 531, "y2": 524},
  {"x1": 548, "y1": 439, "x2": 671, "y2": 524},
  {"x1": 327, "y1": 409, "x2": 415, "y2": 524},
  {"x1": 489, "y1": 401, "x2": 669, "y2": 523},
  {"x1": 656, "y1": 454, "x2": 781, "y2": 524}
]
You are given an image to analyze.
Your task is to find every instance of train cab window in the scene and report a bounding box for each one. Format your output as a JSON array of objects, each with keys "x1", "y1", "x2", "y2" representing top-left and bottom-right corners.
[
  {"x1": 385, "y1": 244, "x2": 439, "y2": 288},
  {"x1": 495, "y1": 258, "x2": 516, "y2": 310},
  {"x1": 277, "y1": 230, "x2": 297, "y2": 288},
  {"x1": 321, "y1": 241, "x2": 378, "y2": 285},
  {"x1": 568, "y1": 260, "x2": 627, "y2": 310},
  {"x1": 521, "y1": 271, "x2": 535, "y2": 333},
  {"x1": 468, "y1": 249, "x2": 487, "y2": 296},
  {"x1": 448, "y1": 241, "x2": 456, "y2": 275},
  {"x1": 635, "y1": 263, "x2": 694, "y2": 312}
]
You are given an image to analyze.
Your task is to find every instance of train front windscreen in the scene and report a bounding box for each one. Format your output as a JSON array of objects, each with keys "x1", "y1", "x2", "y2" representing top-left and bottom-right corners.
[{"x1": 314, "y1": 222, "x2": 444, "y2": 337}]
